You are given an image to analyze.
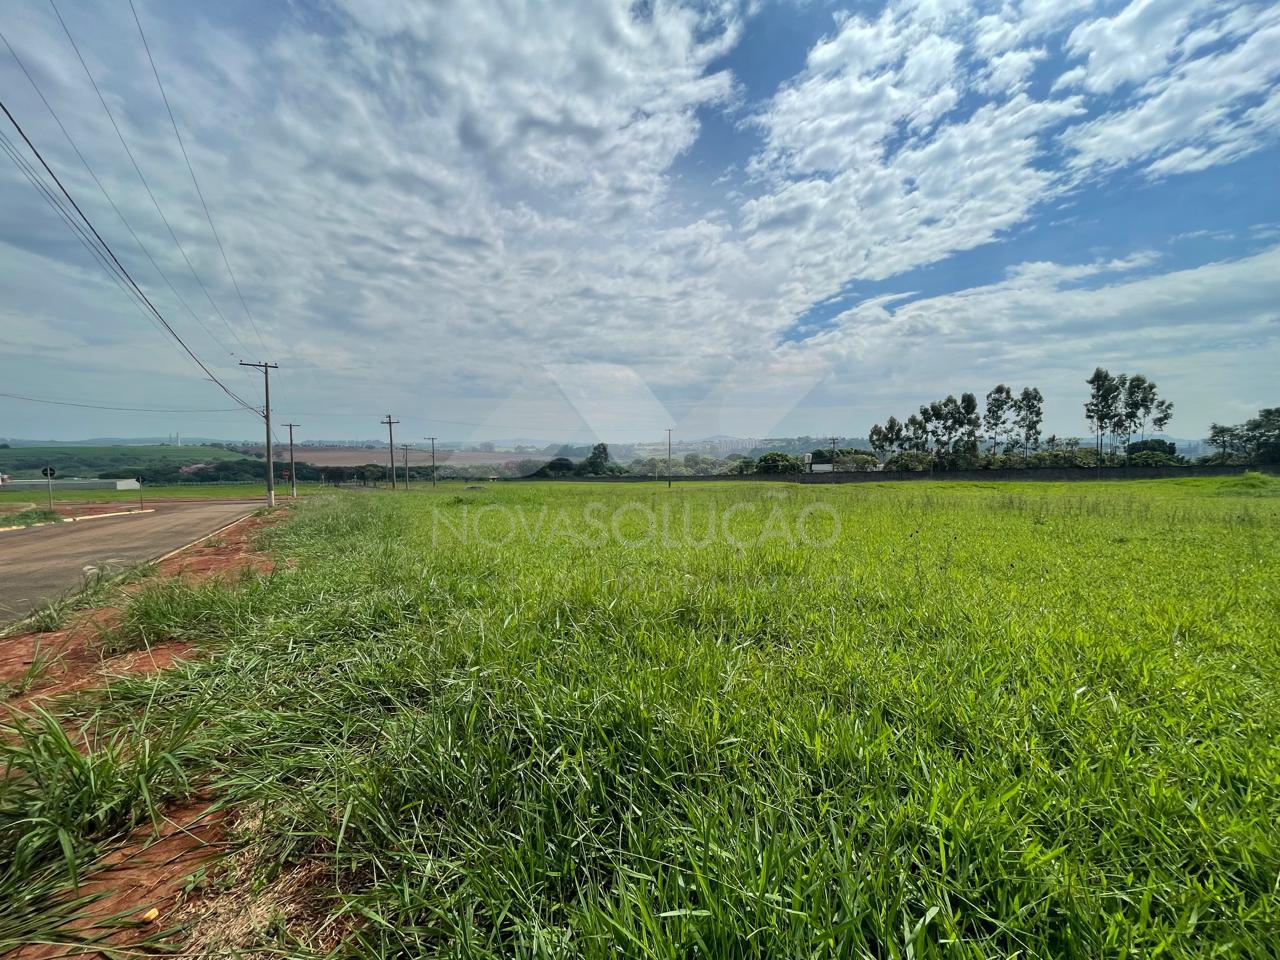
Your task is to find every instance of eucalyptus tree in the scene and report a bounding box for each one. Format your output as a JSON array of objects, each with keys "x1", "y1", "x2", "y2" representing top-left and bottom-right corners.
[
  {"x1": 905, "y1": 413, "x2": 930, "y2": 452},
  {"x1": 1012, "y1": 387, "x2": 1044, "y2": 457},
  {"x1": 983, "y1": 384, "x2": 1015, "y2": 453},
  {"x1": 868, "y1": 416, "x2": 906, "y2": 458},
  {"x1": 1085, "y1": 368, "x2": 1124, "y2": 459}
]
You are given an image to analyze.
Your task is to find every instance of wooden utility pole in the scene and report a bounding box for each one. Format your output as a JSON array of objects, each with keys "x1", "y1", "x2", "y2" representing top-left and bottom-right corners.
[
  {"x1": 240, "y1": 361, "x2": 278, "y2": 507},
  {"x1": 284, "y1": 423, "x2": 300, "y2": 498},
  {"x1": 399, "y1": 444, "x2": 413, "y2": 487},
  {"x1": 830, "y1": 436, "x2": 839, "y2": 474},
  {"x1": 380, "y1": 415, "x2": 399, "y2": 489},
  {"x1": 424, "y1": 437, "x2": 438, "y2": 487}
]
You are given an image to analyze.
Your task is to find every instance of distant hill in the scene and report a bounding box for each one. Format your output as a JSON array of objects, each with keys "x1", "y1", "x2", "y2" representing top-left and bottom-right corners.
[
  {"x1": 0, "y1": 444, "x2": 245, "y2": 479},
  {"x1": 0, "y1": 437, "x2": 244, "y2": 447}
]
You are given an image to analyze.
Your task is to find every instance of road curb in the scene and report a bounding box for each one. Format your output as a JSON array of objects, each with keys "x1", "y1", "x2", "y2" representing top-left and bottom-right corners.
[
  {"x1": 66, "y1": 508, "x2": 155, "y2": 523},
  {"x1": 0, "y1": 508, "x2": 156, "y2": 534}
]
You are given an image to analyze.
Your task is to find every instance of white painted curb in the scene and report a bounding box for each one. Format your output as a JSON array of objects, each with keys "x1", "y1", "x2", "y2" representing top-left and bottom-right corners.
[{"x1": 0, "y1": 508, "x2": 154, "y2": 534}]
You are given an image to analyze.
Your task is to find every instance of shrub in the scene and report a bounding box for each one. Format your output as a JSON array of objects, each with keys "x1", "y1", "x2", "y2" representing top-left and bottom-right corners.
[{"x1": 884, "y1": 450, "x2": 934, "y2": 472}]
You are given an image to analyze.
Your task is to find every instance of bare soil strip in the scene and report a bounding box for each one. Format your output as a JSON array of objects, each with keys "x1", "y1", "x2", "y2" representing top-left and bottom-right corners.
[{"x1": 1, "y1": 512, "x2": 286, "y2": 958}]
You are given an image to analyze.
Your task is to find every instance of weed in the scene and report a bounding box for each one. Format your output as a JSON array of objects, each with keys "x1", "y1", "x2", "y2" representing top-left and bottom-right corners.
[
  {"x1": 0, "y1": 509, "x2": 62, "y2": 529},
  {"x1": 0, "y1": 641, "x2": 65, "y2": 699}
]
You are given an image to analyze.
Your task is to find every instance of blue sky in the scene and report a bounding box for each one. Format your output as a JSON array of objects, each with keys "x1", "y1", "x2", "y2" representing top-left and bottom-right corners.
[{"x1": 1, "y1": 0, "x2": 1277, "y2": 444}]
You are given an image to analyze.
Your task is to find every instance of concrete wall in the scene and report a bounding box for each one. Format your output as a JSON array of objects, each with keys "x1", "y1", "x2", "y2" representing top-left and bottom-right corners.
[
  {"x1": 0, "y1": 478, "x2": 140, "y2": 491},
  {"x1": 533, "y1": 464, "x2": 1277, "y2": 485},
  {"x1": 793, "y1": 464, "x2": 1278, "y2": 484}
]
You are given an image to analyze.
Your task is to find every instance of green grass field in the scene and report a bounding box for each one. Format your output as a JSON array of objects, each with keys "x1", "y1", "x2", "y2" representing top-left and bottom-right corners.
[
  {"x1": 0, "y1": 482, "x2": 312, "y2": 506},
  {"x1": 0, "y1": 444, "x2": 245, "y2": 479},
  {"x1": 2, "y1": 477, "x2": 1278, "y2": 957}
]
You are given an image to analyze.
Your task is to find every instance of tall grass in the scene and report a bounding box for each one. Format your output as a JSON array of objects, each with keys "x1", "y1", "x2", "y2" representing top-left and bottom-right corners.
[{"x1": 3, "y1": 479, "x2": 1277, "y2": 957}]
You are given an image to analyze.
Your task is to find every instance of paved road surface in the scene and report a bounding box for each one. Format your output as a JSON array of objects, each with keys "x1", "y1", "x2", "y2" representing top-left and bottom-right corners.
[{"x1": 0, "y1": 501, "x2": 256, "y2": 625}]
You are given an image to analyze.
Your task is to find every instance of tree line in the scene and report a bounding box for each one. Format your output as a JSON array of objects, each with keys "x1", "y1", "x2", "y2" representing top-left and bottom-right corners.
[
  {"x1": 1207, "y1": 409, "x2": 1280, "y2": 464},
  {"x1": 863, "y1": 369, "x2": 1180, "y2": 471}
]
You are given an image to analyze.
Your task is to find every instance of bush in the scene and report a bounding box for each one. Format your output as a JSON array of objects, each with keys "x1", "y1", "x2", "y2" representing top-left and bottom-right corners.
[
  {"x1": 1129, "y1": 451, "x2": 1181, "y2": 467},
  {"x1": 884, "y1": 450, "x2": 934, "y2": 472},
  {"x1": 1127, "y1": 438, "x2": 1177, "y2": 457},
  {"x1": 839, "y1": 453, "x2": 879, "y2": 471},
  {"x1": 756, "y1": 452, "x2": 804, "y2": 474}
]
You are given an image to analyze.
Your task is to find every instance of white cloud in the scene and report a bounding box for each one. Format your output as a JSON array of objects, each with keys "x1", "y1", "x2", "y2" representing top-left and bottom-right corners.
[
  {"x1": 0, "y1": 0, "x2": 1277, "y2": 440},
  {"x1": 807, "y1": 245, "x2": 1280, "y2": 433},
  {"x1": 1063, "y1": 12, "x2": 1280, "y2": 176},
  {"x1": 1064, "y1": 0, "x2": 1219, "y2": 93}
]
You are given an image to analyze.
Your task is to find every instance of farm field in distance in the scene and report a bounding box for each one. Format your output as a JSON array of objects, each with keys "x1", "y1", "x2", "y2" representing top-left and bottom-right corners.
[
  {"x1": 287, "y1": 445, "x2": 530, "y2": 467},
  {"x1": 2, "y1": 476, "x2": 1278, "y2": 957}
]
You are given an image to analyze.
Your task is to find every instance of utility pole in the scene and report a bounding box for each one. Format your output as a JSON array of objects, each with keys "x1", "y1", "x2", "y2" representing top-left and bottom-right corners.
[
  {"x1": 666, "y1": 428, "x2": 673, "y2": 489},
  {"x1": 424, "y1": 437, "x2": 437, "y2": 488},
  {"x1": 830, "y1": 436, "x2": 839, "y2": 475},
  {"x1": 240, "y1": 361, "x2": 279, "y2": 507},
  {"x1": 380, "y1": 415, "x2": 399, "y2": 489},
  {"x1": 399, "y1": 444, "x2": 412, "y2": 487},
  {"x1": 284, "y1": 423, "x2": 300, "y2": 498}
]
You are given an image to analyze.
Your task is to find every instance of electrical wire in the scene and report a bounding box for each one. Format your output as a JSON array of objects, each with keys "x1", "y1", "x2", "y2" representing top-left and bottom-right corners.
[
  {"x1": 127, "y1": 0, "x2": 268, "y2": 354},
  {"x1": 0, "y1": 97, "x2": 259, "y2": 415},
  {"x1": 0, "y1": 391, "x2": 243, "y2": 413},
  {"x1": 46, "y1": 0, "x2": 252, "y2": 360},
  {"x1": 1, "y1": 29, "x2": 244, "y2": 364},
  {"x1": 0, "y1": 129, "x2": 169, "y2": 345}
]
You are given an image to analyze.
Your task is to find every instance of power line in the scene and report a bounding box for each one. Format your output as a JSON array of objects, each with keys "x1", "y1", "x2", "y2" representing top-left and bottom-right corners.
[
  {"x1": 0, "y1": 391, "x2": 242, "y2": 413},
  {"x1": 1, "y1": 29, "x2": 242, "y2": 363},
  {"x1": 0, "y1": 127, "x2": 174, "y2": 350},
  {"x1": 46, "y1": 0, "x2": 252, "y2": 360},
  {"x1": 0, "y1": 97, "x2": 258, "y2": 414},
  {"x1": 127, "y1": 0, "x2": 267, "y2": 353}
]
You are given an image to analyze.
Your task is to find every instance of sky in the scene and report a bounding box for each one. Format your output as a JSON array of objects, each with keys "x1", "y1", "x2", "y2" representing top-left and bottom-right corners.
[{"x1": 1, "y1": 0, "x2": 1277, "y2": 446}]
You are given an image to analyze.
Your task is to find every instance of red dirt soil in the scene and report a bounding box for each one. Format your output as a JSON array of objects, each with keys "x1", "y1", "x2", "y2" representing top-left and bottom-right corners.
[
  {"x1": 1, "y1": 511, "x2": 286, "y2": 958},
  {"x1": 0, "y1": 512, "x2": 280, "y2": 709},
  {"x1": 6, "y1": 799, "x2": 229, "y2": 960}
]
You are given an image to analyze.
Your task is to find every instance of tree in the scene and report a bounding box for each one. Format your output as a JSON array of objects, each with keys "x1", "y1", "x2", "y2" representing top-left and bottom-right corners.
[
  {"x1": 755, "y1": 451, "x2": 804, "y2": 474},
  {"x1": 919, "y1": 393, "x2": 979, "y2": 464},
  {"x1": 583, "y1": 442, "x2": 610, "y2": 475},
  {"x1": 1084, "y1": 368, "x2": 1122, "y2": 461},
  {"x1": 904, "y1": 414, "x2": 929, "y2": 452},
  {"x1": 884, "y1": 450, "x2": 934, "y2": 472},
  {"x1": 1012, "y1": 387, "x2": 1044, "y2": 457},
  {"x1": 953, "y1": 392, "x2": 980, "y2": 458},
  {"x1": 983, "y1": 384, "x2": 1014, "y2": 454},
  {"x1": 1126, "y1": 438, "x2": 1177, "y2": 458},
  {"x1": 1246, "y1": 408, "x2": 1280, "y2": 462},
  {"x1": 869, "y1": 416, "x2": 905, "y2": 457},
  {"x1": 545, "y1": 456, "x2": 575, "y2": 476},
  {"x1": 1212, "y1": 408, "x2": 1280, "y2": 463}
]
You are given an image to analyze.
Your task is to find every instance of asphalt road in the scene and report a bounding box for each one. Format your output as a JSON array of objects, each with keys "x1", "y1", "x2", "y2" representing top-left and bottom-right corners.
[{"x1": 0, "y1": 501, "x2": 256, "y2": 625}]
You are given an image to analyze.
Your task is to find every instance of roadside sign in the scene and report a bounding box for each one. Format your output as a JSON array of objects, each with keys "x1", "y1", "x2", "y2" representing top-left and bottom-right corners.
[{"x1": 41, "y1": 466, "x2": 56, "y2": 478}]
